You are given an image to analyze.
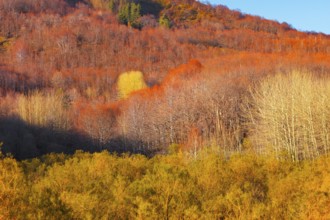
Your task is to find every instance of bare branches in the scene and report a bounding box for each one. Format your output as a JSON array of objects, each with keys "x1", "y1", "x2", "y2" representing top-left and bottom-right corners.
[{"x1": 245, "y1": 71, "x2": 330, "y2": 161}]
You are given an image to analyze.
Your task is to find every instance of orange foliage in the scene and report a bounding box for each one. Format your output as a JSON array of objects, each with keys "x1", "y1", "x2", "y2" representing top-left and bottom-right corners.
[
  {"x1": 182, "y1": 126, "x2": 203, "y2": 154},
  {"x1": 74, "y1": 101, "x2": 121, "y2": 148},
  {"x1": 162, "y1": 59, "x2": 203, "y2": 86},
  {"x1": 1, "y1": 0, "x2": 330, "y2": 157}
]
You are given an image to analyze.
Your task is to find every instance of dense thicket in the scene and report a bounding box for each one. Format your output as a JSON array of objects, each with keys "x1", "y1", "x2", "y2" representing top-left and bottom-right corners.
[
  {"x1": 1, "y1": 1, "x2": 330, "y2": 218},
  {"x1": 1, "y1": 149, "x2": 330, "y2": 219}
]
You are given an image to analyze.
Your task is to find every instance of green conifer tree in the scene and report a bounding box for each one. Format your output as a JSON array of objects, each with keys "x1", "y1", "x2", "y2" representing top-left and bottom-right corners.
[
  {"x1": 159, "y1": 14, "x2": 171, "y2": 28},
  {"x1": 118, "y1": 3, "x2": 130, "y2": 24},
  {"x1": 129, "y1": 3, "x2": 141, "y2": 28}
]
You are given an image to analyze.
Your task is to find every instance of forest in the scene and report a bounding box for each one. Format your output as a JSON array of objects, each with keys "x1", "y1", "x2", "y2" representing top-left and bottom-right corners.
[
  {"x1": 0, "y1": 0, "x2": 330, "y2": 218},
  {"x1": 2, "y1": 149, "x2": 330, "y2": 219}
]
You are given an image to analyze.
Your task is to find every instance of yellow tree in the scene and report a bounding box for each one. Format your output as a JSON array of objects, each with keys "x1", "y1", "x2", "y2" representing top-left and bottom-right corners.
[{"x1": 117, "y1": 71, "x2": 147, "y2": 99}]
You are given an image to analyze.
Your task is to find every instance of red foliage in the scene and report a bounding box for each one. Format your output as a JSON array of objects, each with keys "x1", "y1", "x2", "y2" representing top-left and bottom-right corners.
[{"x1": 2, "y1": 0, "x2": 330, "y2": 157}]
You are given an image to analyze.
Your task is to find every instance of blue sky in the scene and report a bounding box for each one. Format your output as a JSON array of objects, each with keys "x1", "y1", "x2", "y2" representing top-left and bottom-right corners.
[{"x1": 207, "y1": 0, "x2": 330, "y2": 34}]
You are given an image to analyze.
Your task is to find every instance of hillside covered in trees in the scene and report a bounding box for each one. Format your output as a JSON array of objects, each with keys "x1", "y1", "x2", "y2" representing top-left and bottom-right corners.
[
  {"x1": 0, "y1": 0, "x2": 330, "y2": 218},
  {"x1": 0, "y1": 0, "x2": 329, "y2": 159}
]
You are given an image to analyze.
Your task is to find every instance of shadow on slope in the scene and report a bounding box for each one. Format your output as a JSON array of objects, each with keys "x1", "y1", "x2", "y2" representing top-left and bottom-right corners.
[{"x1": 0, "y1": 116, "x2": 156, "y2": 160}]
